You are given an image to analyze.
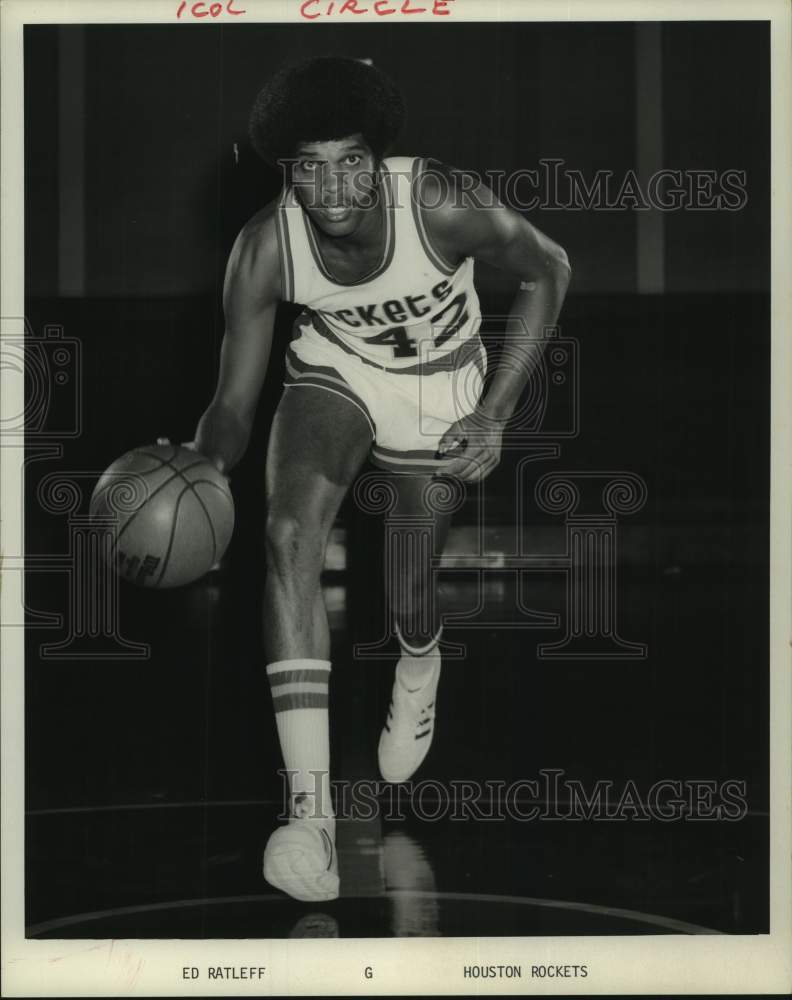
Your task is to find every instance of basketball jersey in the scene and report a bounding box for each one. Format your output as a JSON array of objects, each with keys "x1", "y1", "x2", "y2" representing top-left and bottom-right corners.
[{"x1": 275, "y1": 156, "x2": 482, "y2": 371}]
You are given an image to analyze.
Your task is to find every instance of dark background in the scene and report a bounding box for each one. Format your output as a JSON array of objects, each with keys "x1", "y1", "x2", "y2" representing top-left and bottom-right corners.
[
  {"x1": 23, "y1": 21, "x2": 770, "y2": 935},
  {"x1": 26, "y1": 22, "x2": 769, "y2": 299}
]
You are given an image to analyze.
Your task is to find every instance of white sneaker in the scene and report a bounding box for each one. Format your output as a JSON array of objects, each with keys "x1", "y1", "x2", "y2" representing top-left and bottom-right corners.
[
  {"x1": 263, "y1": 818, "x2": 339, "y2": 902},
  {"x1": 378, "y1": 662, "x2": 441, "y2": 783}
]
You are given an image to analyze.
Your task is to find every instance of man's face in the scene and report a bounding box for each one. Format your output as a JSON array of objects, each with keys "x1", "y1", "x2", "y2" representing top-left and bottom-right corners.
[{"x1": 290, "y1": 134, "x2": 379, "y2": 237}]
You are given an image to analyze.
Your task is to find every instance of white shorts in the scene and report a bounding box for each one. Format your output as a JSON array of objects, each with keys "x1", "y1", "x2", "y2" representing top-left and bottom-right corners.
[{"x1": 283, "y1": 311, "x2": 487, "y2": 475}]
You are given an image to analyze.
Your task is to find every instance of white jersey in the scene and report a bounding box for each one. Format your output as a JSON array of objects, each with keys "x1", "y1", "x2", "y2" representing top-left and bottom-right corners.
[{"x1": 275, "y1": 155, "x2": 482, "y2": 372}]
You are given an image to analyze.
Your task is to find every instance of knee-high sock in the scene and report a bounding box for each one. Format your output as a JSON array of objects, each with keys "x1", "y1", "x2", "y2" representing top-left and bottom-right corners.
[
  {"x1": 394, "y1": 623, "x2": 442, "y2": 690},
  {"x1": 266, "y1": 659, "x2": 333, "y2": 825}
]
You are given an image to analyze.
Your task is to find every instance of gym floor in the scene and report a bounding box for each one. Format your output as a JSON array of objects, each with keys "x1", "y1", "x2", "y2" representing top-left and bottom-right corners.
[{"x1": 24, "y1": 503, "x2": 769, "y2": 938}]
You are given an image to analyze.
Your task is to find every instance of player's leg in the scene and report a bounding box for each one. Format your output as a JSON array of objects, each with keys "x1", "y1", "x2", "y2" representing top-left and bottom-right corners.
[
  {"x1": 378, "y1": 472, "x2": 454, "y2": 783},
  {"x1": 263, "y1": 384, "x2": 371, "y2": 661},
  {"x1": 385, "y1": 472, "x2": 453, "y2": 648},
  {"x1": 262, "y1": 383, "x2": 372, "y2": 901}
]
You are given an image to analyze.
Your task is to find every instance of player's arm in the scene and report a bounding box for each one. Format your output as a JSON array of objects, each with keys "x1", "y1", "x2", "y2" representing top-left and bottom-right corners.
[
  {"x1": 193, "y1": 208, "x2": 282, "y2": 474},
  {"x1": 423, "y1": 162, "x2": 571, "y2": 423}
]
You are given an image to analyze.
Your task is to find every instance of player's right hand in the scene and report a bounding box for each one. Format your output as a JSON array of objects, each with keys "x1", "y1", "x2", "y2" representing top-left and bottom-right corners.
[{"x1": 157, "y1": 437, "x2": 226, "y2": 473}]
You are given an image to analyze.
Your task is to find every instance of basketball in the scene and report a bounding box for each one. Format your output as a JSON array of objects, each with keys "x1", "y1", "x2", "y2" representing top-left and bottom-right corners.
[{"x1": 89, "y1": 443, "x2": 235, "y2": 589}]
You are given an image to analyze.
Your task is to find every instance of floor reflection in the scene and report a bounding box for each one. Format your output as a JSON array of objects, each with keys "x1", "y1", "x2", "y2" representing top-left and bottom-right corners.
[
  {"x1": 383, "y1": 830, "x2": 440, "y2": 937},
  {"x1": 289, "y1": 912, "x2": 339, "y2": 938},
  {"x1": 285, "y1": 828, "x2": 441, "y2": 938}
]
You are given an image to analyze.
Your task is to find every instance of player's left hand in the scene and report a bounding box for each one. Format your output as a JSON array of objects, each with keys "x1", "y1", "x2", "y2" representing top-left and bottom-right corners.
[{"x1": 437, "y1": 412, "x2": 506, "y2": 482}]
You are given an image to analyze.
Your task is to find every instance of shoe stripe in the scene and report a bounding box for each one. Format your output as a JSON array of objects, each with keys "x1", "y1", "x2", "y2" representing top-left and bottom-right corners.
[
  {"x1": 415, "y1": 729, "x2": 432, "y2": 740},
  {"x1": 418, "y1": 718, "x2": 432, "y2": 727},
  {"x1": 320, "y1": 828, "x2": 334, "y2": 871},
  {"x1": 384, "y1": 722, "x2": 391, "y2": 733}
]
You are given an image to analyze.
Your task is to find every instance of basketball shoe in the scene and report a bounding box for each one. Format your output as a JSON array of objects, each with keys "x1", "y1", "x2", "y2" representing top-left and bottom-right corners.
[
  {"x1": 378, "y1": 631, "x2": 441, "y2": 783},
  {"x1": 263, "y1": 796, "x2": 339, "y2": 902}
]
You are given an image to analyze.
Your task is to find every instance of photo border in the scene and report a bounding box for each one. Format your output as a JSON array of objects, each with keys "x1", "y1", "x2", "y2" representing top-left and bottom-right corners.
[{"x1": 2, "y1": 0, "x2": 790, "y2": 995}]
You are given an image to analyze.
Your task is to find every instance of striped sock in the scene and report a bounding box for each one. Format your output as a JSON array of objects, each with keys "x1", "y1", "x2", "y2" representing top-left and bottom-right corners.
[
  {"x1": 394, "y1": 623, "x2": 442, "y2": 691},
  {"x1": 266, "y1": 659, "x2": 333, "y2": 825}
]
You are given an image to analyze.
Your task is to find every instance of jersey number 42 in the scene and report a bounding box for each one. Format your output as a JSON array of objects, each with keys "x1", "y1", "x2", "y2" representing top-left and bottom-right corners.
[{"x1": 363, "y1": 291, "x2": 469, "y2": 359}]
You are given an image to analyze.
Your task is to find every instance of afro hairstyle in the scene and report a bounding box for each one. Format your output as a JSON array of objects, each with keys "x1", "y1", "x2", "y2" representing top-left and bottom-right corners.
[{"x1": 248, "y1": 56, "x2": 405, "y2": 168}]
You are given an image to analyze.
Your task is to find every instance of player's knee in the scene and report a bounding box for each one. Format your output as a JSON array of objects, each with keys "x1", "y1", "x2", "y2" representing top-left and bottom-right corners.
[{"x1": 264, "y1": 511, "x2": 325, "y2": 576}]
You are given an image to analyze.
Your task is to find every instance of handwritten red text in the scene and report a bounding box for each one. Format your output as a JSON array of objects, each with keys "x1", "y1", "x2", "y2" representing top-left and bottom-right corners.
[
  {"x1": 300, "y1": 0, "x2": 455, "y2": 19},
  {"x1": 176, "y1": 0, "x2": 246, "y2": 19}
]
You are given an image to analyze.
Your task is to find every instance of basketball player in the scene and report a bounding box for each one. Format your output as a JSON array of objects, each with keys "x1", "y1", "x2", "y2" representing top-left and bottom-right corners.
[{"x1": 191, "y1": 57, "x2": 571, "y2": 902}]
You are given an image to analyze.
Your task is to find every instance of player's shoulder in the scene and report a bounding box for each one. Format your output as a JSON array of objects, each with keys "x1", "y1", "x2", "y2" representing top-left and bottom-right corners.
[
  {"x1": 410, "y1": 156, "x2": 486, "y2": 206},
  {"x1": 234, "y1": 198, "x2": 281, "y2": 264},
  {"x1": 226, "y1": 198, "x2": 283, "y2": 301},
  {"x1": 408, "y1": 156, "x2": 499, "y2": 260},
  {"x1": 383, "y1": 154, "x2": 460, "y2": 199}
]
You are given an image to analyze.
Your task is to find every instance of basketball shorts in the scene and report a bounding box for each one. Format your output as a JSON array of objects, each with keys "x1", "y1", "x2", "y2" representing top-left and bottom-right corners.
[{"x1": 283, "y1": 311, "x2": 488, "y2": 475}]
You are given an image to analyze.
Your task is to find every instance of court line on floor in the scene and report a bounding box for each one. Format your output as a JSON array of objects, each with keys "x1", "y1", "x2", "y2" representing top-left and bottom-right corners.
[
  {"x1": 26, "y1": 891, "x2": 721, "y2": 937},
  {"x1": 26, "y1": 801, "x2": 769, "y2": 818},
  {"x1": 27, "y1": 801, "x2": 278, "y2": 816},
  {"x1": 385, "y1": 890, "x2": 722, "y2": 934}
]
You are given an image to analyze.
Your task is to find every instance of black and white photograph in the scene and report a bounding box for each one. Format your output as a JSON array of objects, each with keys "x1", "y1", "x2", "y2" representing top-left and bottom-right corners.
[{"x1": 1, "y1": 0, "x2": 790, "y2": 995}]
